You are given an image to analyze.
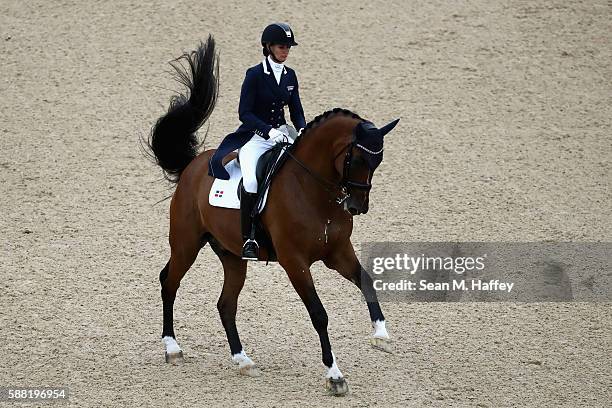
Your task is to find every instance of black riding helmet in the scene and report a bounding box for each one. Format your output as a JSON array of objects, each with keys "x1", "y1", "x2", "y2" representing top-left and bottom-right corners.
[{"x1": 261, "y1": 23, "x2": 298, "y2": 47}]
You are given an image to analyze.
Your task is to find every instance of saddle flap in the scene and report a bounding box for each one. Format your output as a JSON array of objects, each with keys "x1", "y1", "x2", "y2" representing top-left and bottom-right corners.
[
  {"x1": 209, "y1": 141, "x2": 293, "y2": 213},
  {"x1": 255, "y1": 141, "x2": 293, "y2": 197}
]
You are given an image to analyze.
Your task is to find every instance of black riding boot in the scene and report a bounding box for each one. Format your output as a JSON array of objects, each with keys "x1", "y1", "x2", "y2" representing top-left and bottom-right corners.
[{"x1": 240, "y1": 187, "x2": 259, "y2": 260}]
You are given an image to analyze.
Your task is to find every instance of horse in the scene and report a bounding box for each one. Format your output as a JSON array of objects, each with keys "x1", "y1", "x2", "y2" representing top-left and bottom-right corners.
[{"x1": 146, "y1": 35, "x2": 399, "y2": 396}]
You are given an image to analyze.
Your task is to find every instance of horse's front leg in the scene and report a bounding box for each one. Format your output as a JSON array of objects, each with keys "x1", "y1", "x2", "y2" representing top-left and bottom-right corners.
[
  {"x1": 279, "y1": 257, "x2": 349, "y2": 396},
  {"x1": 323, "y1": 240, "x2": 392, "y2": 353}
]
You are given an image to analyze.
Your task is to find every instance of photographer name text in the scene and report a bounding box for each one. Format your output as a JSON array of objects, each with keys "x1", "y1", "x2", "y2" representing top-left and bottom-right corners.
[{"x1": 373, "y1": 279, "x2": 514, "y2": 293}]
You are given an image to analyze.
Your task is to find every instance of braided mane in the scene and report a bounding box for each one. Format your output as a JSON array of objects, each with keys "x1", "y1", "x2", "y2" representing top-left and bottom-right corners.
[{"x1": 298, "y1": 108, "x2": 364, "y2": 139}]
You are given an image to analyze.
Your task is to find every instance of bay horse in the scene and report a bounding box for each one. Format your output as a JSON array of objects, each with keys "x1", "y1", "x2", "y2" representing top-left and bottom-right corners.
[{"x1": 147, "y1": 36, "x2": 399, "y2": 396}]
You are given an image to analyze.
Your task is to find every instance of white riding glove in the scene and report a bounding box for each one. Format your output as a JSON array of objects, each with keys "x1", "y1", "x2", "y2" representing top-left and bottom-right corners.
[{"x1": 268, "y1": 128, "x2": 286, "y2": 142}]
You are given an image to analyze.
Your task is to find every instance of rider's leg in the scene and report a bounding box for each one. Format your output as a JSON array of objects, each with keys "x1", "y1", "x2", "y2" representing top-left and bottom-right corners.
[
  {"x1": 238, "y1": 135, "x2": 275, "y2": 260},
  {"x1": 239, "y1": 135, "x2": 273, "y2": 193},
  {"x1": 239, "y1": 185, "x2": 258, "y2": 260}
]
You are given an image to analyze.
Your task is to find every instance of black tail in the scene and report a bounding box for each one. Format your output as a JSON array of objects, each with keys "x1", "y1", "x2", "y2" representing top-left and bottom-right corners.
[{"x1": 147, "y1": 35, "x2": 219, "y2": 183}]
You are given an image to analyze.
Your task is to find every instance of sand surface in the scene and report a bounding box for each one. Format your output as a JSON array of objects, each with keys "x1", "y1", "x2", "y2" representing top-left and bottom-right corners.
[{"x1": 1, "y1": 0, "x2": 611, "y2": 406}]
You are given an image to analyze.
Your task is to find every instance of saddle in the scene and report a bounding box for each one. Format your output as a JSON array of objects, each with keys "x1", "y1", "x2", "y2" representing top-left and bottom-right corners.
[
  {"x1": 236, "y1": 141, "x2": 293, "y2": 200},
  {"x1": 210, "y1": 138, "x2": 296, "y2": 263}
]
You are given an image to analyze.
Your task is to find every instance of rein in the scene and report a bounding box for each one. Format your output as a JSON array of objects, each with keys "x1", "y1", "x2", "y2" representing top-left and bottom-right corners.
[
  {"x1": 285, "y1": 148, "x2": 350, "y2": 204},
  {"x1": 285, "y1": 131, "x2": 382, "y2": 204}
]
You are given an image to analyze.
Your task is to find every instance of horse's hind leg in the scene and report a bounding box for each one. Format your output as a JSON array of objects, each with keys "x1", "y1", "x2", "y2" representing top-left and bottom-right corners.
[
  {"x1": 159, "y1": 230, "x2": 204, "y2": 364},
  {"x1": 209, "y1": 239, "x2": 260, "y2": 377},
  {"x1": 323, "y1": 241, "x2": 392, "y2": 353}
]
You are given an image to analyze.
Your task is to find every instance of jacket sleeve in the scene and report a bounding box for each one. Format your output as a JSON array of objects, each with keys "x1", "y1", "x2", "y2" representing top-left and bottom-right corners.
[
  {"x1": 289, "y1": 74, "x2": 306, "y2": 130},
  {"x1": 238, "y1": 68, "x2": 273, "y2": 139}
]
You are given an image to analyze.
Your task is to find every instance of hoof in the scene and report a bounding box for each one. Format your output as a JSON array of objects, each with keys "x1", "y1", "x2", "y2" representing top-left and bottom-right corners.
[
  {"x1": 165, "y1": 351, "x2": 184, "y2": 365},
  {"x1": 325, "y1": 377, "x2": 349, "y2": 396},
  {"x1": 239, "y1": 364, "x2": 261, "y2": 377},
  {"x1": 370, "y1": 336, "x2": 393, "y2": 353}
]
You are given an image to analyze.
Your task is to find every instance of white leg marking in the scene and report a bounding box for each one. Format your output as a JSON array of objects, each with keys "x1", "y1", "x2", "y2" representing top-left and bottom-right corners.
[
  {"x1": 370, "y1": 320, "x2": 392, "y2": 353},
  {"x1": 324, "y1": 352, "x2": 349, "y2": 395},
  {"x1": 163, "y1": 336, "x2": 184, "y2": 364},
  {"x1": 162, "y1": 336, "x2": 182, "y2": 353},
  {"x1": 232, "y1": 350, "x2": 261, "y2": 377},
  {"x1": 372, "y1": 319, "x2": 389, "y2": 339},
  {"x1": 325, "y1": 352, "x2": 344, "y2": 379},
  {"x1": 231, "y1": 350, "x2": 255, "y2": 369}
]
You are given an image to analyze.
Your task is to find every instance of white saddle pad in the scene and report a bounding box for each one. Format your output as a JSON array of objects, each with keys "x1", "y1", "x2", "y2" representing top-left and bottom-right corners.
[
  {"x1": 208, "y1": 157, "x2": 275, "y2": 213},
  {"x1": 209, "y1": 126, "x2": 297, "y2": 212}
]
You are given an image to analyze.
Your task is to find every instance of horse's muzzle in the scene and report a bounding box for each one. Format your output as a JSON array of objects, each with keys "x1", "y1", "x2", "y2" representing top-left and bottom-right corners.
[{"x1": 346, "y1": 197, "x2": 369, "y2": 215}]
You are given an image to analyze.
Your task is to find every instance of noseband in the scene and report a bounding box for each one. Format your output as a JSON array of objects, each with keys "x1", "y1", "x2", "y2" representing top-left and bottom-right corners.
[{"x1": 341, "y1": 132, "x2": 382, "y2": 192}]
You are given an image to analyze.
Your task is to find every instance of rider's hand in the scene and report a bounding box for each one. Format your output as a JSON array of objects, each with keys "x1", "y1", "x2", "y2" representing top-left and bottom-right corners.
[{"x1": 268, "y1": 128, "x2": 286, "y2": 142}]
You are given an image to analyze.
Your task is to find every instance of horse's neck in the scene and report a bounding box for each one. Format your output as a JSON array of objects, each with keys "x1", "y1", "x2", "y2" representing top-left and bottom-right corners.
[
  {"x1": 293, "y1": 117, "x2": 356, "y2": 178},
  {"x1": 293, "y1": 134, "x2": 336, "y2": 182},
  {"x1": 286, "y1": 116, "x2": 357, "y2": 205}
]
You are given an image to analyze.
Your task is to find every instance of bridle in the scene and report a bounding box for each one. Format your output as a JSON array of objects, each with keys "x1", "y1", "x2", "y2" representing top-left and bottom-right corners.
[{"x1": 285, "y1": 127, "x2": 383, "y2": 205}]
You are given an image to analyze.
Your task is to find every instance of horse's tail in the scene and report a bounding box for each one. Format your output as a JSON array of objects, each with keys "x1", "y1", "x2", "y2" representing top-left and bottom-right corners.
[{"x1": 147, "y1": 35, "x2": 219, "y2": 183}]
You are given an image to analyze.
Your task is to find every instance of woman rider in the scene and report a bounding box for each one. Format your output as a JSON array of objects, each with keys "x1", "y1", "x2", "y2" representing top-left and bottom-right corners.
[{"x1": 208, "y1": 23, "x2": 306, "y2": 260}]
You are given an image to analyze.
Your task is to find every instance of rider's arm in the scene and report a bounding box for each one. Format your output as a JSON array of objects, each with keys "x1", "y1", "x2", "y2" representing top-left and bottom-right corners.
[
  {"x1": 238, "y1": 68, "x2": 273, "y2": 139},
  {"x1": 288, "y1": 75, "x2": 306, "y2": 131}
]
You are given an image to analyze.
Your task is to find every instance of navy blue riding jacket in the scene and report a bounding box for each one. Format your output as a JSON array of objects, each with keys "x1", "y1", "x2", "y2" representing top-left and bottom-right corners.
[{"x1": 208, "y1": 58, "x2": 306, "y2": 180}]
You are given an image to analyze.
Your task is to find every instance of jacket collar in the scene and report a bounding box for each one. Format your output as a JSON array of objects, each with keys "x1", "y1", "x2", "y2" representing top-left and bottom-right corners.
[
  {"x1": 262, "y1": 58, "x2": 287, "y2": 76},
  {"x1": 261, "y1": 58, "x2": 289, "y2": 100}
]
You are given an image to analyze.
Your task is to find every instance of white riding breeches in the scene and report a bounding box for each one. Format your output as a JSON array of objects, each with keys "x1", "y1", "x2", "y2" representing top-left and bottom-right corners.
[{"x1": 238, "y1": 125, "x2": 295, "y2": 193}]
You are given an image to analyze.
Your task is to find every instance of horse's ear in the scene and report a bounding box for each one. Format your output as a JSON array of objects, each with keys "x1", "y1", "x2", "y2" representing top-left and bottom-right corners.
[{"x1": 379, "y1": 118, "x2": 400, "y2": 137}]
